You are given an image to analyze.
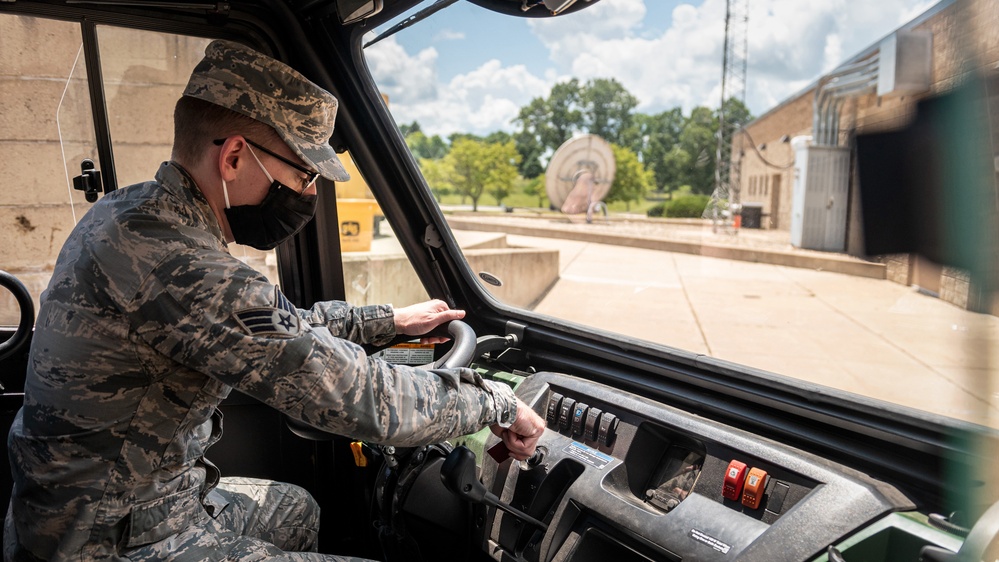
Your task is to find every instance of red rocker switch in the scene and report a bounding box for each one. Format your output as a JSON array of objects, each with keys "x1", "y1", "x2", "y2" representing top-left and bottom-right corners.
[{"x1": 722, "y1": 460, "x2": 748, "y2": 501}]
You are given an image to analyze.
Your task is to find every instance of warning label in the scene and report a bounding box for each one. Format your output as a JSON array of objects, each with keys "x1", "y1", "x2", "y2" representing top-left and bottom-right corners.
[
  {"x1": 562, "y1": 442, "x2": 613, "y2": 469},
  {"x1": 373, "y1": 343, "x2": 435, "y2": 365},
  {"x1": 689, "y1": 529, "x2": 731, "y2": 554}
]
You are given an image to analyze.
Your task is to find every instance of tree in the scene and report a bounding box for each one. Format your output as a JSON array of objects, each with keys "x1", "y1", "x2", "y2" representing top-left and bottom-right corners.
[
  {"x1": 546, "y1": 79, "x2": 583, "y2": 148},
  {"x1": 484, "y1": 140, "x2": 521, "y2": 208},
  {"x1": 488, "y1": 182, "x2": 511, "y2": 207},
  {"x1": 607, "y1": 144, "x2": 653, "y2": 210},
  {"x1": 658, "y1": 145, "x2": 693, "y2": 193},
  {"x1": 632, "y1": 108, "x2": 686, "y2": 190},
  {"x1": 677, "y1": 106, "x2": 718, "y2": 194},
  {"x1": 512, "y1": 79, "x2": 584, "y2": 158},
  {"x1": 448, "y1": 132, "x2": 483, "y2": 145},
  {"x1": 719, "y1": 96, "x2": 753, "y2": 137},
  {"x1": 446, "y1": 139, "x2": 520, "y2": 211},
  {"x1": 514, "y1": 129, "x2": 545, "y2": 179},
  {"x1": 418, "y1": 157, "x2": 454, "y2": 202},
  {"x1": 406, "y1": 131, "x2": 449, "y2": 160},
  {"x1": 398, "y1": 121, "x2": 421, "y2": 138},
  {"x1": 513, "y1": 78, "x2": 643, "y2": 181},
  {"x1": 448, "y1": 139, "x2": 481, "y2": 209},
  {"x1": 580, "y1": 78, "x2": 639, "y2": 146},
  {"x1": 521, "y1": 173, "x2": 547, "y2": 208},
  {"x1": 483, "y1": 131, "x2": 512, "y2": 145}
]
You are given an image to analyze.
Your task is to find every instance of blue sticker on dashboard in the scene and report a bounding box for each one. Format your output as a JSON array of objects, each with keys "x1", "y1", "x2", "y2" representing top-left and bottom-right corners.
[{"x1": 563, "y1": 442, "x2": 613, "y2": 469}]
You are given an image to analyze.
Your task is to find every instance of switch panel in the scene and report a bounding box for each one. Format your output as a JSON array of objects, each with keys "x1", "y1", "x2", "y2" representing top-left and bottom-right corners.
[{"x1": 546, "y1": 390, "x2": 618, "y2": 449}]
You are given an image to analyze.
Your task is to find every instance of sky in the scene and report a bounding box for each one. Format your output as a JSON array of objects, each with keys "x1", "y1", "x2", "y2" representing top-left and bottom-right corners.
[{"x1": 364, "y1": 0, "x2": 939, "y2": 138}]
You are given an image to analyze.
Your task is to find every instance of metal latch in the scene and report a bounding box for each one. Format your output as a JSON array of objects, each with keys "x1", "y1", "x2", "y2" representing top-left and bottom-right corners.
[{"x1": 72, "y1": 159, "x2": 102, "y2": 203}]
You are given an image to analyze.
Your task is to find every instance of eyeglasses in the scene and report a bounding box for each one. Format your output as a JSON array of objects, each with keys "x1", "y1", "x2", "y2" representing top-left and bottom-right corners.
[{"x1": 213, "y1": 137, "x2": 320, "y2": 192}]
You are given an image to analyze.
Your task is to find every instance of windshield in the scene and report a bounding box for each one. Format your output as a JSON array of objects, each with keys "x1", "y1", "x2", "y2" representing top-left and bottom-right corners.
[{"x1": 362, "y1": 0, "x2": 999, "y2": 428}]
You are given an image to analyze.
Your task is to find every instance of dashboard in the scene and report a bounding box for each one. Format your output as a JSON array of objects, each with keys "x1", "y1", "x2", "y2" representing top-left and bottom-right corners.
[{"x1": 442, "y1": 371, "x2": 963, "y2": 562}]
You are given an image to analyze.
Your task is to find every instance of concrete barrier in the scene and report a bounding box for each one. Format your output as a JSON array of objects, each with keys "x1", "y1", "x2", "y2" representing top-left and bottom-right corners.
[
  {"x1": 445, "y1": 217, "x2": 886, "y2": 280},
  {"x1": 342, "y1": 246, "x2": 559, "y2": 309}
]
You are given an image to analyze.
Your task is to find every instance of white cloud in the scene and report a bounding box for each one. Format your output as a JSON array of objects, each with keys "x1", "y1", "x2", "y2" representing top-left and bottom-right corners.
[
  {"x1": 527, "y1": 0, "x2": 936, "y2": 116},
  {"x1": 747, "y1": 0, "x2": 937, "y2": 78},
  {"x1": 434, "y1": 29, "x2": 466, "y2": 41},
  {"x1": 527, "y1": 0, "x2": 728, "y2": 113},
  {"x1": 366, "y1": 38, "x2": 549, "y2": 136},
  {"x1": 527, "y1": 0, "x2": 648, "y2": 62},
  {"x1": 366, "y1": 0, "x2": 939, "y2": 135},
  {"x1": 364, "y1": 35, "x2": 439, "y2": 106}
]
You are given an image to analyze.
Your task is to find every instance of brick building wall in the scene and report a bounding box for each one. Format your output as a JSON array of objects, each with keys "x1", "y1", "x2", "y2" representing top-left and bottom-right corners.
[
  {"x1": 736, "y1": 93, "x2": 811, "y2": 230},
  {"x1": 732, "y1": 0, "x2": 998, "y2": 313}
]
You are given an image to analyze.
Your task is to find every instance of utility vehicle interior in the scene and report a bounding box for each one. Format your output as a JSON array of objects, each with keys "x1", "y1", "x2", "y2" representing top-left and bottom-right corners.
[{"x1": 1, "y1": 0, "x2": 998, "y2": 561}]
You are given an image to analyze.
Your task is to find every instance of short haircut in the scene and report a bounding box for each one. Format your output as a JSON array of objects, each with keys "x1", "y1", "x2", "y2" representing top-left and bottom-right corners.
[{"x1": 171, "y1": 95, "x2": 281, "y2": 167}]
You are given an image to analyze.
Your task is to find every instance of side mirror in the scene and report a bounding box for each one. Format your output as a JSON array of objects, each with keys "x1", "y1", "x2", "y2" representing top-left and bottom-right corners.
[{"x1": 336, "y1": 0, "x2": 383, "y2": 24}]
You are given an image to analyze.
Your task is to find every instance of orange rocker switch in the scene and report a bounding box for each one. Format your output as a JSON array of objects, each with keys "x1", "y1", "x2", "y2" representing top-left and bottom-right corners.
[
  {"x1": 722, "y1": 460, "x2": 748, "y2": 501},
  {"x1": 742, "y1": 467, "x2": 769, "y2": 509}
]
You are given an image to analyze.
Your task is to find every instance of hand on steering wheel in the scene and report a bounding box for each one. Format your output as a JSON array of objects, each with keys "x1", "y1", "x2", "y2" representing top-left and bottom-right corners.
[{"x1": 393, "y1": 300, "x2": 464, "y2": 344}]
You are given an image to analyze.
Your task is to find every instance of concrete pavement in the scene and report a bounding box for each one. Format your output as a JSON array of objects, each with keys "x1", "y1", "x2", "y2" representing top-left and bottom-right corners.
[{"x1": 496, "y1": 232, "x2": 999, "y2": 428}]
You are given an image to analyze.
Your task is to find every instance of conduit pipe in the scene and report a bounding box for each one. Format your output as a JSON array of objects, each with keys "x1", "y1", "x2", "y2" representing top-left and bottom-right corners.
[{"x1": 812, "y1": 55, "x2": 880, "y2": 146}]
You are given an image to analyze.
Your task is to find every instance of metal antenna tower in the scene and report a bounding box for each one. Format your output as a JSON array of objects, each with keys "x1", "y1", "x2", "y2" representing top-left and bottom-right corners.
[{"x1": 706, "y1": 0, "x2": 749, "y2": 232}]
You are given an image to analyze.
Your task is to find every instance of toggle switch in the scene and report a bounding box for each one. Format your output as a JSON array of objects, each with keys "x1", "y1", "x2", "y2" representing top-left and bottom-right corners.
[
  {"x1": 597, "y1": 413, "x2": 618, "y2": 447},
  {"x1": 546, "y1": 392, "x2": 563, "y2": 427},
  {"x1": 742, "y1": 467, "x2": 769, "y2": 509},
  {"x1": 584, "y1": 407, "x2": 603, "y2": 441},
  {"x1": 722, "y1": 460, "x2": 748, "y2": 501},
  {"x1": 558, "y1": 398, "x2": 576, "y2": 432},
  {"x1": 571, "y1": 402, "x2": 588, "y2": 436}
]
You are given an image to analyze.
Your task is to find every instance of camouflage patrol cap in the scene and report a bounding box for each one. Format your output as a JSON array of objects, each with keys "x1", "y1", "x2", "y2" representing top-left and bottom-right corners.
[{"x1": 183, "y1": 39, "x2": 349, "y2": 182}]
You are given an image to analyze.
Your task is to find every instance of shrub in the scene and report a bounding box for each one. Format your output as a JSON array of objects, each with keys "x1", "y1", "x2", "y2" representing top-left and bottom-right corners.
[
  {"x1": 665, "y1": 194, "x2": 709, "y2": 218},
  {"x1": 646, "y1": 202, "x2": 667, "y2": 218}
]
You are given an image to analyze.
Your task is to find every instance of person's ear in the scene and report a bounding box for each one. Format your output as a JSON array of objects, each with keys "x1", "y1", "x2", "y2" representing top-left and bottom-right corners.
[{"x1": 218, "y1": 136, "x2": 246, "y2": 183}]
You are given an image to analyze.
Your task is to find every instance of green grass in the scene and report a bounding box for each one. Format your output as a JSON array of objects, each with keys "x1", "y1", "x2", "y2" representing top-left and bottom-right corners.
[
  {"x1": 435, "y1": 192, "x2": 661, "y2": 215},
  {"x1": 435, "y1": 192, "x2": 544, "y2": 208}
]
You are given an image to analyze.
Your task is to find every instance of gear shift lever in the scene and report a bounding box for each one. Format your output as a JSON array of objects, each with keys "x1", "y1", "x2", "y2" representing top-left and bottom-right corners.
[{"x1": 440, "y1": 446, "x2": 549, "y2": 531}]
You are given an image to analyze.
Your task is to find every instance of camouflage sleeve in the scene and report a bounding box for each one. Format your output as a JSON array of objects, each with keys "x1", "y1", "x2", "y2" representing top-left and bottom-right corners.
[
  {"x1": 129, "y1": 250, "x2": 516, "y2": 445},
  {"x1": 295, "y1": 300, "x2": 397, "y2": 346}
]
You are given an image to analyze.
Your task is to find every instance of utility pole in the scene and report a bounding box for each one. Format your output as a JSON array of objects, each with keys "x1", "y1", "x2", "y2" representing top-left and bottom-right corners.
[{"x1": 706, "y1": 0, "x2": 749, "y2": 233}]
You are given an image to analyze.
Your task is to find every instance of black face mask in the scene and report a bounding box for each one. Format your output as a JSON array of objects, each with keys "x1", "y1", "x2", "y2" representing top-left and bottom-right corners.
[{"x1": 224, "y1": 180, "x2": 318, "y2": 250}]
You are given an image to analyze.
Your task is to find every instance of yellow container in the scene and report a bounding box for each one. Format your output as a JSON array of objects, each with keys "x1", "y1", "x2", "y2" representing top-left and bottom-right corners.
[{"x1": 337, "y1": 199, "x2": 376, "y2": 252}]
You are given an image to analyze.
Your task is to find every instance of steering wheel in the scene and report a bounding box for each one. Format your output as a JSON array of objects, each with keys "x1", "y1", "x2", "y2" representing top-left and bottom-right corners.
[
  {"x1": 429, "y1": 320, "x2": 476, "y2": 369},
  {"x1": 285, "y1": 320, "x2": 477, "y2": 440},
  {"x1": 0, "y1": 270, "x2": 35, "y2": 363}
]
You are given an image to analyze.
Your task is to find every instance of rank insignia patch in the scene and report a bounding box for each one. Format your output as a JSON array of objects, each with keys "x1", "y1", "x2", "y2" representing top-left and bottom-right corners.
[{"x1": 233, "y1": 288, "x2": 301, "y2": 337}]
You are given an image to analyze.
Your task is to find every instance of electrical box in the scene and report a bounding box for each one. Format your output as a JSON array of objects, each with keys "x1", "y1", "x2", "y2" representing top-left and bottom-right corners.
[
  {"x1": 792, "y1": 142, "x2": 851, "y2": 252},
  {"x1": 877, "y1": 30, "x2": 932, "y2": 97}
]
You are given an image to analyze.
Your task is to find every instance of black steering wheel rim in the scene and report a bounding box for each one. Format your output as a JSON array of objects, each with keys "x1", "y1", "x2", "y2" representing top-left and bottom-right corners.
[
  {"x1": 431, "y1": 320, "x2": 476, "y2": 369},
  {"x1": 0, "y1": 270, "x2": 35, "y2": 363}
]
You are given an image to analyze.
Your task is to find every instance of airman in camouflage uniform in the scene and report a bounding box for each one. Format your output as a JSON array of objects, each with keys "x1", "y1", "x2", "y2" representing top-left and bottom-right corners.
[{"x1": 5, "y1": 40, "x2": 545, "y2": 561}]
